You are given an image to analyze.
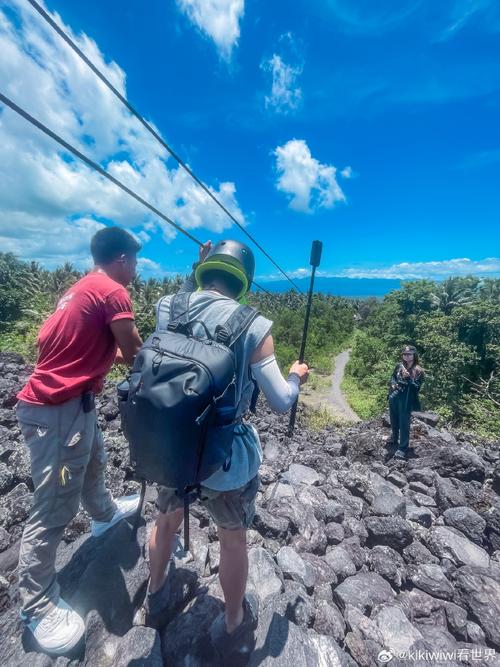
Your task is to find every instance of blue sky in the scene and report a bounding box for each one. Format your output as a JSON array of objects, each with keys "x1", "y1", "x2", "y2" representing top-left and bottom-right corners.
[{"x1": 0, "y1": 0, "x2": 499, "y2": 281}]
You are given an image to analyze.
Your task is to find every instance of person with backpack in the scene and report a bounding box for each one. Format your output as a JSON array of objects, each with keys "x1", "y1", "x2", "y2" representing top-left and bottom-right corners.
[
  {"x1": 15, "y1": 227, "x2": 144, "y2": 655},
  {"x1": 388, "y1": 345, "x2": 424, "y2": 459},
  {"x1": 131, "y1": 240, "x2": 309, "y2": 658}
]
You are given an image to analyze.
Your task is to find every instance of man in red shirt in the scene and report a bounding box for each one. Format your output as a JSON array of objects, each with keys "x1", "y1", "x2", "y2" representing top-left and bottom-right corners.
[{"x1": 16, "y1": 227, "x2": 143, "y2": 655}]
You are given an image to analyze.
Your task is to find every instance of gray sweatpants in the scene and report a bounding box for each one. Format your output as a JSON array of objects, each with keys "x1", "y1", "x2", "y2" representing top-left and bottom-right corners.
[{"x1": 16, "y1": 396, "x2": 117, "y2": 620}]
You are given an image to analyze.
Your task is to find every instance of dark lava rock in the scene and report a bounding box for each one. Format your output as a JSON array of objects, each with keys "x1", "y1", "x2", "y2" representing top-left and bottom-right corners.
[
  {"x1": 453, "y1": 566, "x2": 500, "y2": 649},
  {"x1": 367, "y1": 545, "x2": 406, "y2": 589},
  {"x1": 424, "y1": 526, "x2": 490, "y2": 568},
  {"x1": 443, "y1": 506, "x2": 487, "y2": 545},
  {"x1": 409, "y1": 447, "x2": 485, "y2": 482},
  {"x1": 407, "y1": 563, "x2": 454, "y2": 600},
  {"x1": 370, "y1": 493, "x2": 406, "y2": 517},
  {"x1": 412, "y1": 412, "x2": 440, "y2": 427},
  {"x1": 0, "y1": 353, "x2": 498, "y2": 665},
  {"x1": 402, "y1": 541, "x2": 439, "y2": 565},
  {"x1": 325, "y1": 522, "x2": 344, "y2": 545},
  {"x1": 365, "y1": 516, "x2": 414, "y2": 550},
  {"x1": 333, "y1": 572, "x2": 396, "y2": 613},
  {"x1": 254, "y1": 507, "x2": 290, "y2": 540}
]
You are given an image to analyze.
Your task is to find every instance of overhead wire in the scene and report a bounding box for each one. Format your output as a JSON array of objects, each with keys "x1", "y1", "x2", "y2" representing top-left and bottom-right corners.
[
  {"x1": 26, "y1": 0, "x2": 304, "y2": 294},
  {"x1": 0, "y1": 91, "x2": 272, "y2": 295}
]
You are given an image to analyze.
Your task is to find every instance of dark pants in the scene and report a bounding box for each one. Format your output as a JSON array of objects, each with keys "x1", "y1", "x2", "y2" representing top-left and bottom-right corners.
[{"x1": 389, "y1": 395, "x2": 411, "y2": 451}]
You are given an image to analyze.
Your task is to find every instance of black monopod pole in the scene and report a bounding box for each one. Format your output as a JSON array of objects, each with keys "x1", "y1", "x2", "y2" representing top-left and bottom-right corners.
[{"x1": 287, "y1": 240, "x2": 323, "y2": 437}]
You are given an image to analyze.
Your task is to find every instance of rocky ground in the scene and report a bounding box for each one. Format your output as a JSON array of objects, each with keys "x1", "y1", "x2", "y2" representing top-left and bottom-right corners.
[{"x1": 0, "y1": 351, "x2": 500, "y2": 666}]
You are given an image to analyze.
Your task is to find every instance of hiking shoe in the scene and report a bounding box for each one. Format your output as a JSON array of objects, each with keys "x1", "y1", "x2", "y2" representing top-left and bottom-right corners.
[
  {"x1": 91, "y1": 494, "x2": 140, "y2": 537},
  {"x1": 133, "y1": 575, "x2": 172, "y2": 629},
  {"x1": 23, "y1": 598, "x2": 85, "y2": 655},
  {"x1": 393, "y1": 449, "x2": 407, "y2": 460},
  {"x1": 209, "y1": 593, "x2": 259, "y2": 661}
]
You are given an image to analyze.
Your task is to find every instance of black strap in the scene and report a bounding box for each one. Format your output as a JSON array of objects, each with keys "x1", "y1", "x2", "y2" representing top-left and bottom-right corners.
[
  {"x1": 131, "y1": 479, "x2": 147, "y2": 542},
  {"x1": 183, "y1": 495, "x2": 190, "y2": 553},
  {"x1": 215, "y1": 305, "x2": 259, "y2": 347}
]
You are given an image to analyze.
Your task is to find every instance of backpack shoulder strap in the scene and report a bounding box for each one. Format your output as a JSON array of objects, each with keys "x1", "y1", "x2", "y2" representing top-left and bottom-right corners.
[
  {"x1": 169, "y1": 292, "x2": 191, "y2": 326},
  {"x1": 215, "y1": 305, "x2": 259, "y2": 347}
]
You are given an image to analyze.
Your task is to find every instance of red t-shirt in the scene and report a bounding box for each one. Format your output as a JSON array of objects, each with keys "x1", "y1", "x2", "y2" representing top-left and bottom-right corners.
[{"x1": 18, "y1": 272, "x2": 134, "y2": 405}]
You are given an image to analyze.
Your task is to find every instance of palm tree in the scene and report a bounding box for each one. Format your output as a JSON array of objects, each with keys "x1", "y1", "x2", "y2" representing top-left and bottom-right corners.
[{"x1": 431, "y1": 277, "x2": 478, "y2": 314}]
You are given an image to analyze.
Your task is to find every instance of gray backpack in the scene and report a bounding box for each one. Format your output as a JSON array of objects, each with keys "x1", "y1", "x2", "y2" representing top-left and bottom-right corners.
[{"x1": 118, "y1": 292, "x2": 258, "y2": 544}]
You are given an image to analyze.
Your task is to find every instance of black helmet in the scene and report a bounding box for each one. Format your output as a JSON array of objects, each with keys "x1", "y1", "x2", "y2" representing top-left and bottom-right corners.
[{"x1": 195, "y1": 240, "x2": 255, "y2": 299}]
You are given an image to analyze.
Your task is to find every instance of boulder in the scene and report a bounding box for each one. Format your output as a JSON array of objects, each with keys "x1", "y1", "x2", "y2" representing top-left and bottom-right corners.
[
  {"x1": 365, "y1": 516, "x2": 414, "y2": 550},
  {"x1": 434, "y1": 476, "x2": 468, "y2": 512},
  {"x1": 333, "y1": 572, "x2": 396, "y2": 613},
  {"x1": 454, "y1": 566, "x2": 500, "y2": 648},
  {"x1": 324, "y1": 547, "x2": 356, "y2": 581},
  {"x1": 325, "y1": 522, "x2": 345, "y2": 545},
  {"x1": 370, "y1": 493, "x2": 406, "y2": 517},
  {"x1": 407, "y1": 564, "x2": 454, "y2": 600},
  {"x1": 405, "y1": 503, "x2": 433, "y2": 528},
  {"x1": 247, "y1": 547, "x2": 283, "y2": 602},
  {"x1": 276, "y1": 547, "x2": 316, "y2": 589},
  {"x1": 160, "y1": 593, "x2": 224, "y2": 665},
  {"x1": 313, "y1": 599, "x2": 346, "y2": 642},
  {"x1": 372, "y1": 604, "x2": 425, "y2": 655},
  {"x1": 254, "y1": 507, "x2": 290, "y2": 540},
  {"x1": 402, "y1": 541, "x2": 439, "y2": 565},
  {"x1": 424, "y1": 526, "x2": 490, "y2": 568},
  {"x1": 324, "y1": 500, "x2": 345, "y2": 523},
  {"x1": 409, "y1": 447, "x2": 485, "y2": 482},
  {"x1": 367, "y1": 545, "x2": 406, "y2": 589},
  {"x1": 249, "y1": 601, "x2": 354, "y2": 667},
  {"x1": 344, "y1": 604, "x2": 384, "y2": 645},
  {"x1": 443, "y1": 506, "x2": 486, "y2": 545},
  {"x1": 296, "y1": 486, "x2": 329, "y2": 521},
  {"x1": 282, "y1": 463, "x2": 323, "y2": 487},
  {"x1": 412, "y1": 412, "x2": 439, "y2": 427}
]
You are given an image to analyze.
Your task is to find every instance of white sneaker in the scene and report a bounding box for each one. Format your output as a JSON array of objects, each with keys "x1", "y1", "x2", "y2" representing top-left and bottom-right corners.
[
  {"x1": 91, "y1": 494, "x2": 141, "y2": 537},
  {"x1": 24, "y1": 598, "x2": 85, "y2": 655}
]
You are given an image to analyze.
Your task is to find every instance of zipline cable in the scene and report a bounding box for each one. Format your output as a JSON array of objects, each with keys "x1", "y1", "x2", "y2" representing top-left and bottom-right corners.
[
  {"x1": 0, "y1": 91, "x2": 272, "y2": 295},
  {"x1": 26, "y1": 0, "x2": 303, "y2": 294}
]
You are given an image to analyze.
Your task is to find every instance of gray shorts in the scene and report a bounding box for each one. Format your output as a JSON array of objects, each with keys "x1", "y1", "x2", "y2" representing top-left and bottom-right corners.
[{"x1": 156, "y1": 475, "x2": 260, "y2": 530}]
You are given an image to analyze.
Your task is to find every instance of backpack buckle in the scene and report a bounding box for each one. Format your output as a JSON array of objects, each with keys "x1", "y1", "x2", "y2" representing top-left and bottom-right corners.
[
  {"x1": 215, "y1": 326, "x2": 230, "y2": 345},
  {"x1": 167, "y1": 322, "x2": 179, "y2": 332}
]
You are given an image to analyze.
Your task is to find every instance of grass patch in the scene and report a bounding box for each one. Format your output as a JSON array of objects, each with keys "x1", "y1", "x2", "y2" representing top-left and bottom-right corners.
[
  {"x1": 306, "y1": 405, "x2": 337, "y2": 430},
  {"x1": 341, "y1": 374, "x2": 381, "y2": 421}
]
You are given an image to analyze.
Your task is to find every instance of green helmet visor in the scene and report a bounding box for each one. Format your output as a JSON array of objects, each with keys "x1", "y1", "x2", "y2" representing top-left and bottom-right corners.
[{"x1": 195, "y1": 258, "x2": 249, "y2": 301}]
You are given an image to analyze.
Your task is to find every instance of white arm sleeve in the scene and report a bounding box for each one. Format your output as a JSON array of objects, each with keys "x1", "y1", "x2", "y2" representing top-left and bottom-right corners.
[{"x1": 250, "y1": 354, "x2": 300, "y2": 414}]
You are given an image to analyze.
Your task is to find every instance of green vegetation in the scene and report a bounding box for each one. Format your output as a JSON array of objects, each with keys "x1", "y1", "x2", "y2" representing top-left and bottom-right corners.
[
  {"x1": 248, "y1": 291, "x2": 356, "y2": 374},
  {"x1": 2, "y1": 252, "x2": 498, "y2": 436},
  {"x1": 0, "y1": 254, "x2": 356, "y2": 373},
  {"x1": 343, "y1": 277, "x2": 500, "y2": 437}
]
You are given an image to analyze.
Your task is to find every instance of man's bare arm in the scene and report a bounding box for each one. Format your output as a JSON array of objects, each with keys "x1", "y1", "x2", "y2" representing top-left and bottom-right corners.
[{"x1": 110, "y1": 319, "x2": 143, "y2": 366}]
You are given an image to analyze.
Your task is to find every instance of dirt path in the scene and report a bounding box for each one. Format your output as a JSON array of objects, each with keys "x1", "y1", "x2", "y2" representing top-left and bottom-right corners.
[
  {"x1": 300, "y1": 348, "x2": 360, "y2": 423},
  {"x1": 329, "y1": 349, "x2": 361, "y2": 422}
]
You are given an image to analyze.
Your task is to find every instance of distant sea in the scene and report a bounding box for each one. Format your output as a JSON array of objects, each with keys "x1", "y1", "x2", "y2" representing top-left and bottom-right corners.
[{"x1": 258, "y1": 277, "x2": 401, "y2": 298}]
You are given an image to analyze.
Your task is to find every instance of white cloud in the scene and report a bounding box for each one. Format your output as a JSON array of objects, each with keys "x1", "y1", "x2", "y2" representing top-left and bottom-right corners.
[
  {"x1": 137, "y1": 257, "x2": 161, "y2": 272},
  {"x1": 262, "y1": 55, "x2": 302, "y2": 114},
  {"x1": 0, "y1": 1, "x2": 244, "y2": 265},
  {"x1": 337, "y1": 257, "x2": 500, "y2": 280},
  {"x1": 262, "y1": 33, "x2": 303, "y2": 114},
  {"x1": 340, "y1": 166, "x2": 354, "y2": 178},
  {"x1": 257, "y1": 258, "x2": 500, "y2": 282},
  {"x1": 176, "y1": 0, "x2": 244, "y2": 60},
  {"x1": 274, "y1": 139, "x2": 346, "y2": 213}
]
